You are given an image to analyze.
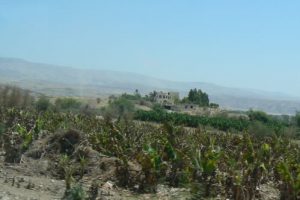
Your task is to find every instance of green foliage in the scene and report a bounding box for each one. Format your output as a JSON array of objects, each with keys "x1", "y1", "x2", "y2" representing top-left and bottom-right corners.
[
  {"x1": 10, "y1": 123, "x2": 32, "y2": 153},
  {"x1": 59, "y1": 154, "x2": 75, "y2": 191},
  {"x1": 1, "y1": 106, "x2": 300, "y2": 199},
  {"x1": 152, "y1": 103, "x2": 164, "y2": 112},
  {"x1": 209, "y1": 103, "x2": 219, "y2": 108},
  {"x1": 248, "y1": 110, "x2": 286, "y2": 135},
  {"x1": 0, "y1": 123, "x2": 5, "y2": 136},
  {"x1": 55, "y1": 98, "x2": 82, "y2": 110},
  {"x1": 121, "y1": 91, "x2": 142, "y2": 101},
  {"x1": 296, "y1": 112, "x2": 300, "y2": 128},
  {"x1": 135, "y1": 109, "x2": 249, "y2": 131},
  {"x1": 35, "y1": 96, "x2": 51, "y2": 112},
  {"x1": 64, "y1": 184, "x2": 86, "y2": 200},
  {"x1": 145, "y1": 90, "x2": 157, "y2": 102},
  {"x1": 276, "y1": 162, "x2": 300, "y2": 199},
  {"x1": 182, "y1": 88, "x2": 209, "y2": 107},
  {"x1": 105, "y1": 96, "x2": 135, "y2": 118},
  {"x1": 121, "y1": 93, "x2": 138, "y2": 100},
  {"x1": 96, "y1": 97, "x2": 101, "y2": 104},
  {"x1": 248, "y1": 121, "x2": 275, "y2": 138},
  {"x1": 191, "y1": 136, "x2": 222, "y2": 197},
  {"x1": 248, "y1": 110, "x2": 270, "y2": 123},
  {"x1": 143, "y1": 144, "x2": 162, "y2": 171},
  {"x1": 0, "y1": 85, "x2": 34, "y2": 108},
  {"x1": 79, "y1": 155, "x2": 87, "y2": 178},
  {"x1": 193, "y1": 143, "x2": 221, "y2": 176}
]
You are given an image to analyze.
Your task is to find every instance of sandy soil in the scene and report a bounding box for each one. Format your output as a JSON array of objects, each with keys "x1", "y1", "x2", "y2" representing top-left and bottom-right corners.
[
  {"x1": 0, "y1": 137, "x2": 191, "y2": 200},
  {"x1": 0, "y1": 162, "x2": 190, "y2": 200},
  {"x1": 0, "y1": 128, "x2": 279, "y2": 200}
]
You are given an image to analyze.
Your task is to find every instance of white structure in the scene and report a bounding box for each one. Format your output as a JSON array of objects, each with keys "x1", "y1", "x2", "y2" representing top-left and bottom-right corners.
[{"x1": 154, "y1": 91, "x2": 179, "y2": 105}]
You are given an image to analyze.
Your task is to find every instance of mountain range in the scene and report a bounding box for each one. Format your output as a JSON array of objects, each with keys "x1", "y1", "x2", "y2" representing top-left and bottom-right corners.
[{"x1": 0, "y1": 57, "x2": 299, "y2": 115}]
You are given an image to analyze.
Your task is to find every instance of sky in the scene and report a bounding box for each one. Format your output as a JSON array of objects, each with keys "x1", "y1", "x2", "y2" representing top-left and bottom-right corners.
[{"x1": 0, "y1": 1, "x2": 299, "y2": 96}]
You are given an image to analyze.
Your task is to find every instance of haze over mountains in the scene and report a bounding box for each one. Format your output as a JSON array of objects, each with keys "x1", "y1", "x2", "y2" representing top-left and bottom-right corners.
[{"x1": 0, "y1": 57, "x2": 299, "y2": 115}]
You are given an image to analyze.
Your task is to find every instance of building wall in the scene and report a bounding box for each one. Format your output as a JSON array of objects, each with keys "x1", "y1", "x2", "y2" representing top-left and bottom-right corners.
[{"x1": 154, "y1": 91, "x2": 179, "y2": 105}]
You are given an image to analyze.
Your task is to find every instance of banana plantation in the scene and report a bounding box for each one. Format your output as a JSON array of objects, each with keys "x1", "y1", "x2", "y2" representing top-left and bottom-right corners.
[{"x1": 1, "y1": 106, "x2": 300, "y2": 199}]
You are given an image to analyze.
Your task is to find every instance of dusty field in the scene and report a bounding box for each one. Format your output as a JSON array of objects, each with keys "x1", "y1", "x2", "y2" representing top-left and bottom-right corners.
[
  {"x1": 0, "y1": 129, "x2": 191, "y2": 200},
  {"x1": 0, "y1": 162, "x2": 190, "y2": 200},
  {"x1": 0, "y1": 153, "x2": 280, "y2": 200}
]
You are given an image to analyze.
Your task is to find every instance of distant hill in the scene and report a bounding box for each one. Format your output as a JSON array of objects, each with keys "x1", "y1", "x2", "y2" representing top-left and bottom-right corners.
[{"x1": 0, "y1": 57, "x2": 300, "y2": 115}]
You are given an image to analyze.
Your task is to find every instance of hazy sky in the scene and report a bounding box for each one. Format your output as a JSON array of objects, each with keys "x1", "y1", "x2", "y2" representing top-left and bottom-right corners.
[{"x1": 0, "y1": 1, "x2": 299, "y2": 96}]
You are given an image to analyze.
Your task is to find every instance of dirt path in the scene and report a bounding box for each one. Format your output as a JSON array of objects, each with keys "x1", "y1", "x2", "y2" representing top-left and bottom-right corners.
[
  {"x1": 0, "y1": 161, "x2": 191, "y2": 200},
  {"x1": 0, "y1": 163, "x2": 65, "y2": 200}
]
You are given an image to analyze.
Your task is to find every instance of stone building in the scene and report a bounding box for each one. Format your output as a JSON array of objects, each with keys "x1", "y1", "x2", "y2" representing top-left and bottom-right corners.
[
  {"x1": 154, "y1": 91, "x2": 179, "y2": 105},
  {"x1": 182, "y1": 103, "x2": 198, "y2": 110}
]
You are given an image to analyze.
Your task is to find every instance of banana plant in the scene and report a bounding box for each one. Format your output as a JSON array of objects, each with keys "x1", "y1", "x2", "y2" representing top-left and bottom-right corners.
[
  {"x1": 15, "y1": 123, "x2": 33, "y2": 151},
  {"x1": 192, "y1": 136, "x2": 222, "y2": 197},
  {"x1": 277, "y1": 161, "x2": 300, "y2": 199}
]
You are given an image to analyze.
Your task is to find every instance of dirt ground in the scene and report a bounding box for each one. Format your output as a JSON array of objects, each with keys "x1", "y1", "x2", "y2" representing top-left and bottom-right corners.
[
  {"x1": 0, "y1": 156, "x2": 192, "y2": 200},
  {"x1": 0, "y1": 129, "x2": 280, "y2": 200},
  {"x1": 0, "y1": 156, "x2": 280, "y2": 200},
  {"x1": 0, "y1": 164, "x2": 191, "y2": 200},
  {"x1": 0, "y1": 129, "x2": 191, "y2": 200}
]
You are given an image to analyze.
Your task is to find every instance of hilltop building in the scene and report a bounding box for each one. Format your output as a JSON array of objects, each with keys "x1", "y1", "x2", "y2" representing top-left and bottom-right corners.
[{"x1": 154, "y1": 91, "x2": 179, "y2": 105}]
